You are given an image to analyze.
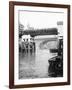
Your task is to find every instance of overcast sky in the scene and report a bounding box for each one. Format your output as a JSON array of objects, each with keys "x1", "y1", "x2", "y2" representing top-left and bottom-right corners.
[{"x1": 19, "y1": 10, "x2": 64, "y2": 30}]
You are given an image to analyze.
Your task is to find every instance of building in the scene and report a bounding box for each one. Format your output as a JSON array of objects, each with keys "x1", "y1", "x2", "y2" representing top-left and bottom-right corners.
[{"x1": 21, "y1": 34, "x2": 31, "y2": 42}]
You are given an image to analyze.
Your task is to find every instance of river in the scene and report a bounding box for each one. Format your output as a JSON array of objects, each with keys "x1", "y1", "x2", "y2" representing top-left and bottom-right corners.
[{"x1": 19, "y1": 39, "x2": 57, "y2": 79}]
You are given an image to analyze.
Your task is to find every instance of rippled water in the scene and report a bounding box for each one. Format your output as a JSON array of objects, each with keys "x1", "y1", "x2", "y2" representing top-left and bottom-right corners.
[{"x1": 19, "y1": 39, "x2": 57, "y2": 79}]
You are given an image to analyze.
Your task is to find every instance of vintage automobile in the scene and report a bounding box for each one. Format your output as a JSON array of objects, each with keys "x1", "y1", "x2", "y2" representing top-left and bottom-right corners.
[{"x1": 48, "y1": 37, "x2": 63, "y2": 77}]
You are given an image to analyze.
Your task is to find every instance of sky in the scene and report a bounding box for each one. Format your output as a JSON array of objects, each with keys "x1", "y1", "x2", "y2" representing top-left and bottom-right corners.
[{"x1": 19, "y1": 10, "x2": 64, "y2": 30}]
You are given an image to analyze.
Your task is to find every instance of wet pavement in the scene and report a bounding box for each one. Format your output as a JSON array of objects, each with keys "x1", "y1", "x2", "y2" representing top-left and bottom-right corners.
[{"x1": 19, "y1": 39, "x2": 57, "y2": 79}]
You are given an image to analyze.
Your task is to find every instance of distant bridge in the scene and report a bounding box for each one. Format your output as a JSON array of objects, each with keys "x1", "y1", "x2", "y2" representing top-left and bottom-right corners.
[{"x1": 22, "y1": 28, "x2": 58, "y2": 37}]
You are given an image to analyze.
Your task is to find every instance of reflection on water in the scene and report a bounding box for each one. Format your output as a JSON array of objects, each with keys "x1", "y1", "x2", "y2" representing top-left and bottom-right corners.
[{"x1": 19, "y1": 39, "x2": 57, "y2": 79}]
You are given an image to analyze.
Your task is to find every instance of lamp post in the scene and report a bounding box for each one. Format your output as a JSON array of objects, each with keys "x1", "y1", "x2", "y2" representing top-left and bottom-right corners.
[{"x1": 57, "y1": 21, "x2": 63, "y2": 56}]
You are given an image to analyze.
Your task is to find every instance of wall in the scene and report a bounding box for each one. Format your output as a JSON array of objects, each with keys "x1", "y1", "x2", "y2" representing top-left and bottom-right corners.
[{"x1": 0, "y1": 0, "x2": 72, "y2": 90}]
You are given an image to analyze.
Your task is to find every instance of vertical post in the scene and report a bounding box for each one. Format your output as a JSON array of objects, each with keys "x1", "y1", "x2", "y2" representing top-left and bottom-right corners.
[{"x1": 57, "y1": 21, "x2": 63, "y2": 37}]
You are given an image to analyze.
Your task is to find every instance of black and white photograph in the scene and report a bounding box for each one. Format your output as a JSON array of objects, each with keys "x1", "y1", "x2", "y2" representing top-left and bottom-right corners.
[
  {"x1": 19, "y1": 10, "x2": 63, "y2": 79},
  {"x1": 9, "y1": 1, "x2": 70, "y2": 88}
]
